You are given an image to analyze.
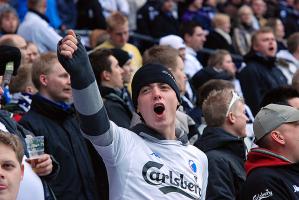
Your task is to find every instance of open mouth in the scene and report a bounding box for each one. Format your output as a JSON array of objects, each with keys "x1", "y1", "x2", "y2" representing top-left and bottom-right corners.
[{"x1": 154, "y1": 103, "x2": 165, "y2": 115}]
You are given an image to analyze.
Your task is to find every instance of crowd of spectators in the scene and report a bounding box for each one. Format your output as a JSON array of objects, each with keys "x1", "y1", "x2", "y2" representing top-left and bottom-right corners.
[{"x1": 1, "y1": 0, "x2": 299, "y2": 199}]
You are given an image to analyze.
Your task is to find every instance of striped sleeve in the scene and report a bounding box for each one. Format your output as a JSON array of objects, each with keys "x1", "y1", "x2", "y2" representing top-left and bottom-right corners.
[{"x1": 57, "y1": 36, "x2": 112, "y2": 146}]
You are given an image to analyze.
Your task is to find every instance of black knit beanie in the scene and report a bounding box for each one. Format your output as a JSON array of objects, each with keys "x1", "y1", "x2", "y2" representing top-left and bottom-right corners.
[
  {"x1": 132, "y1": 63, "x2": 181, "y2": 109},
  {"x1": 111, "y1": 48, "x2": 132, "y2": 67},
  {"x1": 0, "y1": 45, "x2": 21, "y2": 76}
]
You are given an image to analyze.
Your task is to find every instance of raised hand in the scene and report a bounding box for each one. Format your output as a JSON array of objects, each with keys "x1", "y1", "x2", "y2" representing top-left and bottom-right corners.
[{"x1": 59, "y1": 30, "x2": 78, "y2": 59}]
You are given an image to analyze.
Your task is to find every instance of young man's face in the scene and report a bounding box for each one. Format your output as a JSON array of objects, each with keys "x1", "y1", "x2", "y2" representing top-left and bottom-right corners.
[
  {"x1": 26, "y1": 43, "x2": 40, "y2": 64},
  {"x1": 231, "y1": 101, "x2": 248, "y2": 137},
  {"x1": 253, "y1": 32, "x2": 277, "y2": 57},
  {"x1": 137, "y1": 83, "x2": 178, "y2": 133},
  {"x1": 172, "y1": 56, "x2": 187, "y2": 95},
  {"x1": 104, "y1": 55, "x2": 124, "y2": 89},
  {"x1": 0, "y1": 143, "x2": 23, "y2": 200},
  {"x1": 187, "y1": 26, "x2": 206, "y2": 51},
  {"x1": 221, "y1": 54, "x2": 236, "y2": 77},
  {"x1": 121, "y1": 59, "x2": 133, "y2": 85},
  {"x1": 1, "y1": 13, "x2": 18, "y2": 34},
  {"x1": 41, "y1": 61, "x2": 72, "y2": 102},
  {"x1": 108, "y1": 24, "x2": 129, "y2": 48}
]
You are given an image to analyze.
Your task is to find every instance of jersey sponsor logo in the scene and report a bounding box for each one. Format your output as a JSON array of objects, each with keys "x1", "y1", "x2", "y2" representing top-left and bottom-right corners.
[
  {"x1": 142, "y1": 161, "x2": 201, "y2": 200},
  {"x1": 189, "y1": 160, "x2": 197, "y2": 173},
  {"x1": 293, "y1": 185, "x2": 299, "y2": 193},
  {"x1": 252, "y1": 189, "x2": 273, "y2": 200}
]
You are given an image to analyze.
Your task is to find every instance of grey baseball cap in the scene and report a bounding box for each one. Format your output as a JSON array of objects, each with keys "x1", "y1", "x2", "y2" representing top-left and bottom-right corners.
[{"x1": 254, "y1": 104, "x2": 299, "y2": 141}]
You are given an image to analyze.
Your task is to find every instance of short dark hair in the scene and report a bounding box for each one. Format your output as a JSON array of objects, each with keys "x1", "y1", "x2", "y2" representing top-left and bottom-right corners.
[
  {"x1": 260, "y1": 86, "x2": 299, "y2": 108},
  {"x1": 89, "y1": 49, "x2": 113, "y2": 85},
  {"x1": 180, "y1": 21, "x2": 202, "y2": 38}
]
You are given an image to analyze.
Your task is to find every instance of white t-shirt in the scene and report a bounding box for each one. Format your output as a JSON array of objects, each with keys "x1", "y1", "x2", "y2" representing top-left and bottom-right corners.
[
  {"x1": 92, "y1": 122, "x2": 208, "y2": 200},
  {"x1": 17, "y1": 156, "x2": 44, "y2": 200}
]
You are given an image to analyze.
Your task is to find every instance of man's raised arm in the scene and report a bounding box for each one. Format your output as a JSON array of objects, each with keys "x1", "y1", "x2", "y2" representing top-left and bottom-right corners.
[{"x1": 57, "y1": 30, "x2": 112, "y2": 146}]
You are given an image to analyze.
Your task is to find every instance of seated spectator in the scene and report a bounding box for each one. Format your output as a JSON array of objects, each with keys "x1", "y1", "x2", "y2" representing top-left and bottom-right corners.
[
  {"x1": 89, "y1": 49, "x2": 133, "y2": 128},
  {"x1": 0, "y1": 131, "x2": 24, "y2": 200},
  {"x1": 17, "y1": 0, "x2": 62, "y2": 53},
  {"x1": 239, "y1": 27, "x2": 288, "y2": 115},
  {"x1": 111, "y1": 48, "x2": 135, "y2": 113},
  {"x1": 20, "y1": 53, "x2": 101, "y2": 200},
  {"x1": 93, "y1": 12, "x2": 142, "y2": 74},
  {"x1": 204, "y1": 13, "x2": 235, "y2": 54},
  {"x1": 181, "y1": 0, "x2": 212, "y2": 31},
  {"x1": 181, "y1": 21, "x2": 206, "y2": 78},
  {"x1": 276, "y1": 32, "x2": 299, "y2": 84},
  {"x1": 149, "y1": 0, "x2": 179, "y2": 38},
  {"x1": 251, "y1": 0, "x2": 267, "y2": 29},
  {"x1": 4, "y1": 65, "x2": 37, "y2": 121},
  {"x1": 266, "y1": 18, "x2": 287, "y2": 51},
  {"x1": 281, "y1": 0, "x2": 299, "y2": 38},
  {"x1": 26, "y1": 42, "x2": 40, "y2": 65},
  {"x1": 233, "y1": 5, "x2": 256, "y2": 56},
  {"x1": 196, "y1": 89, "x2": 247, "y2": 199},
  {"x1": 240, "y1": 104, "x2": 299, "y2": 200},
  {"x1": 0, "y1": 6, "x2": 19, "y2": 36}
]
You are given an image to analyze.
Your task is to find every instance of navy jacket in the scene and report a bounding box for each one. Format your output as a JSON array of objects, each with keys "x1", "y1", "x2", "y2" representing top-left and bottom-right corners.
[
  {"x1": 20, "y1": 95, "x2": 100, "y2": 200},
  {"x1": 238, "y1": 52, "x2": 287, "y2": 115},
  {"x1": 195, "y1": 127, "x2": 246, "y2": 200}
]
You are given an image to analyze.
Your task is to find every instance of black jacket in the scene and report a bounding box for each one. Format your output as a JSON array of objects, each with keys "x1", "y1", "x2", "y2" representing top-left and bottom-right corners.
[
  {"x1": 204, "y1": 30, "x2": 235, "y2": 53},
  {"x1": 195, "y1": 127, "x2": 246, "y2": 200},
  {"x1": 20, "y1": 94, "x2": 100, "y2": 200},
  {"x1": 240, "y1": 148, "x2": 299, "y2": 200},
  {"x1": 238, "y1": 52, "x2": 287, "y2": 115},
  {"x1": 100, "y1": 86, "x2": 132, "y2": 128}
]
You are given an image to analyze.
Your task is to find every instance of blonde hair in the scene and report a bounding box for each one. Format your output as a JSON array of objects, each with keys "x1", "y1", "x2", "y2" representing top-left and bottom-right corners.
[
  {"x1": 31, "y1": 52, "x2": 58, "y2": 90},
  {"x1": 212, "y1": 13, "x2": 230, "y2": 28},
  {"x1": 106, "y1": 12, "x2": 128, "y2": 31}
]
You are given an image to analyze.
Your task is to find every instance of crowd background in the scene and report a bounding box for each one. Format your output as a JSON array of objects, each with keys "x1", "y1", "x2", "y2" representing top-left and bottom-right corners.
[{"x1": 1, "y1": 0, "x2": 299, "y2": 199}]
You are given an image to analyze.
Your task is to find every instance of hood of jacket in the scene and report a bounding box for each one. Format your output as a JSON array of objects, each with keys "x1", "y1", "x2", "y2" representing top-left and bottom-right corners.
[
  {"x1": 196, "y1": 126, "x2": 246, "y2": 159},
  {"x1": 244, "y1": 51, "x2": 276, "y2": 68},
  {"x1": 245, "y1": 148, "x2": 292, "y2": 175}
]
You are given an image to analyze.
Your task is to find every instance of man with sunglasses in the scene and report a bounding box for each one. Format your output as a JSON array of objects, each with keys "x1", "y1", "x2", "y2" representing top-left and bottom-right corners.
[{"x1": 196, "y1": 89, "x2": 248, "y2": 199}]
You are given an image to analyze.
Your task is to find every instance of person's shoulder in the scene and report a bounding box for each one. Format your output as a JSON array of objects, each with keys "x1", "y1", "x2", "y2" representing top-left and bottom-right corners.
[
  {"x1": 123, "y1": 43, "x2": 141, "y2": 53},
  {"x1": 187, "y1": 145, "x2": 208, "y2": 161}
]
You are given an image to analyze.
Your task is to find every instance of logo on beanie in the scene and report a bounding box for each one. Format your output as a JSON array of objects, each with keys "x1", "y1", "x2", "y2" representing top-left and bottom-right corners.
[
  {"x1": 162, "y1": 70, "x2": 176, "y2": 83},
  {"x1": 142, "y1": 161, "x2": 201, "y2": 199}
]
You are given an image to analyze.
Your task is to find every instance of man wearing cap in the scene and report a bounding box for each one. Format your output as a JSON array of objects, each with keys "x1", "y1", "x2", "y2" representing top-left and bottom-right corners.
[
  {"x1": 240, "y1": 104, "x2": 299, "y2": 199},
  {"x1": 58, "y1": 30, "x2": 208, "y2": 199}
]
